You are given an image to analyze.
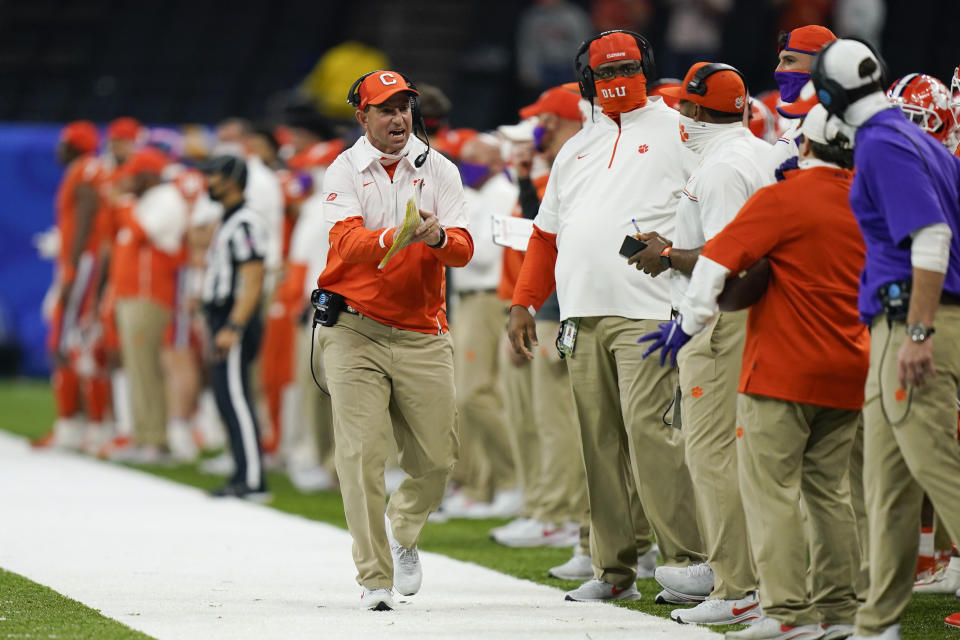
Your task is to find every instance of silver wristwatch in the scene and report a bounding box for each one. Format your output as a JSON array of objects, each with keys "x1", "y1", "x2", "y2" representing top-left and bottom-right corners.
[{"x1": 906, "y1": 323, "x2": 935, "y2": 343}]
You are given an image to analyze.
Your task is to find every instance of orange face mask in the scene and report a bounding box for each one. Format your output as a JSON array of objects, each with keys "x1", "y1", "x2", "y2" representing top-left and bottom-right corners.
[{"x1": 595, "y1": 75, "x2": 647, "y2": 117}]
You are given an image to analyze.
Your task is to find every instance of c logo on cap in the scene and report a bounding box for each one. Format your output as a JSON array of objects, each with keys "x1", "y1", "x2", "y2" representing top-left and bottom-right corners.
[{"x1": 379, "y1": 73, "x2": 397, "y2": 86}]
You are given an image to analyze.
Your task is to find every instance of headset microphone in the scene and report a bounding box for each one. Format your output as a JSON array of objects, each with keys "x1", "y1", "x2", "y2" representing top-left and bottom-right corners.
[{"x1": 348, "y1": 70, "x2": 431, "y2": 168}]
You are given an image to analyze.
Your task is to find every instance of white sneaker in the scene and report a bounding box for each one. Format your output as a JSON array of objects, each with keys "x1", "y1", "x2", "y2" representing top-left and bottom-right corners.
[
  {"x1": 199, "y1": 451, "x2": 235, "y2": 476},
  {"x1": 656, "y1": 589, "x2": 704, "y2": 605},
  {"x1": 637, "y1": 544, "x2": 659, "y2": 579},
  {"x1": 52, "y1": 417, "x2": 85, "y2": 450},
  {"x1": 550, "y1": 546, "x2": 594, "y2": 580},
  {"x1": 359, "y1": 587, "x2": 395, "y2": 611},
  {"x1": 386, "y1": 514, "x2": 422, "y2": 596},
  {"x1": 490, "y1": 517, "x2": 533, "y2": 539},
  {"x1": 485, "y1": 487, "x2": 525, "y2": 518},
  {"x1": 80, "y1": 422, "x2": 111, "y2": 456},
  {"x1": 289, "y1": 466, "x2": 336, "y2": 492},
  {"x1": 671, "y1": 593, "x2": 761, "y2": 625},
  {"x1": 564, "y1": 578, "x2": 641, "y2": 602},
  {"x1": 655, "y1": 562, "x2": 714, "y2": 600},
  {"x1": 914, "y1": 557, "x2": 960, "y2": 593},
  {"x1": 821, "y1": 623, "x2": 854, "y2": 640},
  {"x1": 384, "y1": 467, "x2": 407, "y2": 494},
  {"x1": 167, "y1": 420, "x2": 199, "y2": 462},
  {"x1": 724, "y1": 616, "x2": 825, "y2": 639},
  {"x1": 494, "y1": 520, "x2": 579, "y2": 548},
  {"x1": 440, "y1": 490, "x2": 493, "y2": 519},
  {"x1": 851, "y1": 624, "x2": 901, "y2": 640}
]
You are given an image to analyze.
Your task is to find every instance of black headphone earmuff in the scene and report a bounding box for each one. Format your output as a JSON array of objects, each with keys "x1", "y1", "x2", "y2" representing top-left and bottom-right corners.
[
  {"x1": 573, "y1": 30, "x2": 657, "y2": 102},
  {"x1": 686, "y1": 63, "x2": 745, "y2": 96},
  {"x1": 347, "y1": 70, "x2": 431, "y2": 168},
  {"x1": 811, "y1": 38, "x2": 889, "y2": 118}
]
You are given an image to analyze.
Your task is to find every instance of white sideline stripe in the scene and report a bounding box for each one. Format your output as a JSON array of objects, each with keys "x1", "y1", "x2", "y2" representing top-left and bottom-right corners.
[
  {"x1": 227, "y1": 342, "x2": 261, "y2": 488},
  {"x1": 0, "y1": 431, "x2": 719, "y2": 640}
]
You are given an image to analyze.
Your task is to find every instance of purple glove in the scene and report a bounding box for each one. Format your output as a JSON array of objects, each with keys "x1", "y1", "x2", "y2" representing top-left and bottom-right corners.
[
  {"x1": 774, "y1": 156, "x2": 799, "y2": 182},
  {"x1": 638, "y1": 315, "x2": 691, "y2": 366}
]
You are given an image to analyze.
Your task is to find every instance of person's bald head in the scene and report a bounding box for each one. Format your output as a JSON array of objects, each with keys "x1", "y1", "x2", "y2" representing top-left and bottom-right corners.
[{"x1": 460, "y1": 135, "x2": 503, "y2": 172}]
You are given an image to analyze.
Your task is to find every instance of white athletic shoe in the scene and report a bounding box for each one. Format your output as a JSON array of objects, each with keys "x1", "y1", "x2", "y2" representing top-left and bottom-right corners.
[
  {"x1": 851, "y1": 624, "x2": 900, "y2": 640},
  {"x1": 655, "y1": 562, "x2": 714, "y2": 601},
  {"x1": 199, "y1": 451, "x2": 235, "y2": 476},
  {"x1": 724, "y1": 616, "x2": 825, "y2": 639},
  {"x1": 914, "y1": 556, "x2": 960, "y2": 593},
  {"x1": 637, "y1": 545, "x2": 660, "y2": 579},
  {"x1": 289, "y1": 466, "x2": 336, "y2": 493},
  {"x1": 359, "y1": 587, "x2": 395, "y2": 611},
  {"x1": 550, "y1": 546, "x2": 594, "y2": 580},
  {"x1": 386, "y1": 514, "x2": 422, "y2": 596},
  {"x1": 485, "y1": 487, "x2": 525, "y2": 518},
  {"x1": 167, "y1": 420, "x2": 199, "y2": 462},
  {"x1": 671, "y1": 592, "x2": 761, "y2": 625},
  {"x1": 493, "y1": 519, "x2": 579, "y2": 548},
  {"x1": 490, "y1": 517, "x2": 533, "y2": 539},
  {"x1": 656, "y1": 589, "x2": 704, "y2": 605},
  {"x1": 820, "y1": 623, "x2": 854, "y2": 639},
  {"x1": 440, "y1": 490, "x2": 493, "y2": 519},
  {"x1": 564, "y1": 578, "x2": 641, "y2": 602}
]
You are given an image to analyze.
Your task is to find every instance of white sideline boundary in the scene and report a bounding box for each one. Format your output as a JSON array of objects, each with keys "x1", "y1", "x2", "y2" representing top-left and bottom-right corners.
[{"x1": 0, "y1": 431, "x2": 719, "y2": 639}]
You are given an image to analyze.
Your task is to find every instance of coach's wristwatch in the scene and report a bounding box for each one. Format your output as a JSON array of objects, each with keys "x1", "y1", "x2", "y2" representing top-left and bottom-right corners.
[
  {"x1": 906, "y1": 323, "x2": 935, "y2": 343},
  {"x1": 659, "y1": 245, "x2": 673, "y2": 269}
]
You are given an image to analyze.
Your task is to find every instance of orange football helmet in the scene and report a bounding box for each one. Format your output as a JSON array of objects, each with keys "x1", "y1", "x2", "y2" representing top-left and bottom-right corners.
[
  {"x1": 747, "y1": 97, "x2": 777, "y2": 143},
  {"x1": 887, "y1": 73, "x2": 959, "y2": 149}
]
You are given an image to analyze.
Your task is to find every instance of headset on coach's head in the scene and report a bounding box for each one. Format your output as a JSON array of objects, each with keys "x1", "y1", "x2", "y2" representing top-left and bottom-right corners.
[
  {"x1": 347, "y1": 70, "x2": 431, "y2": 168},
  {"x1": 573, "y1": 29, "x2": 657, "y2": 101},
  {"x1": 811, "y1": 38, "x2": 889, "y2": 118}
]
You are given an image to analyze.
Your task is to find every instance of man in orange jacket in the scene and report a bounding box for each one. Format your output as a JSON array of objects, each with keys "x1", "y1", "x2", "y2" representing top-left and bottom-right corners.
[{"x1": 314, "y1": 71, "x2": 473, "y2": 611}]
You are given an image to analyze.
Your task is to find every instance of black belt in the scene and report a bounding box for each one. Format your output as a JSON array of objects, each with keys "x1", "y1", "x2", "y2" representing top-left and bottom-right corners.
[{"x1": 459, "y1": 288, "x2": 497, "y2": 298}]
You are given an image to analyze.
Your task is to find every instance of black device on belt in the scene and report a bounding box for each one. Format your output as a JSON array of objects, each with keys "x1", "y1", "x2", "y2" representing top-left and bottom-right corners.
[
  {"x1": 877, "y1": 280, "x2": 910, "y2": 326},
  {"x1": 311, "y1": 288, "x2": 345, "y2": 327}
]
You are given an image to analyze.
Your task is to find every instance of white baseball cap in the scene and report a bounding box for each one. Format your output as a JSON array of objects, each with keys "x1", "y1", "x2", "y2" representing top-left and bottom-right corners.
[
  {"x1": 818, "y1": 39, "x2": 884, "y2": 91},
  {"x1": 801, "y1": 104, "x2": 831, "y2": 144}
]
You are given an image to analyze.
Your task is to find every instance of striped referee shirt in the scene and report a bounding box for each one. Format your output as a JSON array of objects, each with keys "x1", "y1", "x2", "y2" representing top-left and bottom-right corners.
[{"x1": 202, "y1": 201, "x2": 267, "y2": 313}]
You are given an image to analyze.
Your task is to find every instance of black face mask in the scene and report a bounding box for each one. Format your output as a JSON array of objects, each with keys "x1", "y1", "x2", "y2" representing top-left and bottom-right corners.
[{"x1": 207, "y1": 183, "x2": 223, "y2": 202}]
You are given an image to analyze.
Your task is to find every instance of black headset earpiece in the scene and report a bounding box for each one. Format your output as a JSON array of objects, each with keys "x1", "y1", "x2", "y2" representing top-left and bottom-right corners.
[
  {"x1": 811, "y1": 38, "x2": 888, "y2": 118},
  {"x1": 686, "y1": 63, "x2": 745, "y2": 96},
  {"x1": 347, "y1": 70, "x2": 431, "y2": 168},
  {"x1": 573, "y1": 30, "x2": 657, "y2": 102}
]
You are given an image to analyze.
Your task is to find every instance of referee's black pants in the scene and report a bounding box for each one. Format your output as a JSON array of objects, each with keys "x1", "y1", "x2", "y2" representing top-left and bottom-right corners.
[{"x1": 209, "y1": 314, "x2": 266, "y2": 490}]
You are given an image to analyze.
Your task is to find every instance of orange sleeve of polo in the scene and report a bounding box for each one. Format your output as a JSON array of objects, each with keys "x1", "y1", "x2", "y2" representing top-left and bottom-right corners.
[
  {"x1": 329, "y1": 216, "x2": 395, "y2": 264},
  {"x1": 511, "y1": 225, "x2": 558, "y2": 312},
  {"x1": 430, "y1": 227, "x2": 473, "y2": 267}
]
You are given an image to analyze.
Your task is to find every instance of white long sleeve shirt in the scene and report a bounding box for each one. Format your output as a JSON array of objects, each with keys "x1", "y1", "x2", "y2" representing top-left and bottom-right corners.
[
  {"x1": 452, "y1": 173, "x2": 517, "y2": 292},
  {"x1": 289, "y1": 193, "x2": 331, "y2": 297},
  {"x1": 671, "y1": 125, "x2": 773, "y2": 306},
  {"x1": 534, "y1": 97, "x2": 697, "y2": 321}
]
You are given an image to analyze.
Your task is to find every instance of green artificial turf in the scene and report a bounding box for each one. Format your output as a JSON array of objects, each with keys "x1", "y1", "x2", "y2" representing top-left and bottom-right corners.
[
  {"x1": 1, "y1": 378, "x2": 959, "y2": 638},
  {"x1": 0, "y1": 568, "x2": 156, "y2": 640}
]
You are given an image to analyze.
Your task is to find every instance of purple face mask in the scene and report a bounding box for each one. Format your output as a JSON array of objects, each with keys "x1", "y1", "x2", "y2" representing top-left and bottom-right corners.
[
  {"x1": 458, "y1": 161, "x2": 490, "y2": 189},
  {"x1": 775, "y1": 70, "x2": 810, "y2": 103},
  {"x1": 533, "y1": 125, "x2": 548, "y2": 152}
]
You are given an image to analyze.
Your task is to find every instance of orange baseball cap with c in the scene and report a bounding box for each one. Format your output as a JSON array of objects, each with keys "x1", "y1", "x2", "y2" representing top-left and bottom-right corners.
[
  {"x1": 60, "y1": 121, "x2": 99, "y2": 154},
  {"x1": 356, "y1": 71, "x2": 420, "y2": 109},
  {"x1": 659, "y1": 62, "x2": 747, "y2": 114},
  {"x1": 117, "y1": 147, "x2": 169, "y2": 179},
  {"x1": 779, "y1": 25, "x2": 837, "y2": 55},
  {"x1": 520, "y1": 84, "x2": 583, "y2": 121},
  {"x1": 107, "y1": 117, "x2": 142, "y2": 141},
  {"x1": 588, "y1": 32, "x2": 643, "y2": 69}
]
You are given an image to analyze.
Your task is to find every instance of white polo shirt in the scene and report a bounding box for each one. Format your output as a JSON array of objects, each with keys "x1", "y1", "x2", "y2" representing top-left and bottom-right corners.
[
  {"x1": 452, "y1": 172, "x2": 517, "y2": 293},
  {"x1": 671, "y1": 125, "x2": 773, "y2": 306},
  {"x1": 288, "y1": 192, "x2": 331, "y2": 297},
  {"x1": 322, "y1": 135, "x2": 470, "y2": 236},
  {"x1": 534, "y1": 97, "x2": 697, "y2": 321}
]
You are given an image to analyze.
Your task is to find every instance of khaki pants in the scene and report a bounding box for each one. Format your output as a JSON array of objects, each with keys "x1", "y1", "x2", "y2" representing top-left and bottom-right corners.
[
  {"x1": 737, "y1": 394, "x2": 860, "y2": 627},
  {"x1": 450, "y1": 292, "x2": 515, "y2": 502},
  {"x1": 857, "y1": 307, "x2": 960, "y2": 636},
  {"x1": 498, "y1": 340, "x2": 534, "y2": 509},
  {"x1": 530, "y1": 320, "x2": 587, "y2": 524},
  {"x1": 317, "y1": 312, "x2": 459, "y2": 589},
  {"x1": 677, "y1": 310, "x2": 757, "y2": 600},
  {"x1": 115, "y1": 298, "x2": 170, "y2": 448},
  {"x1": 848, "y1": 417, "x2": 870, "y2": 599},
  {"x1": 566, "y1": 316, "x2": 704, "y2": 587},
  {"x1": 287, "y1": 323, "x2": 335, "y2": 472}
]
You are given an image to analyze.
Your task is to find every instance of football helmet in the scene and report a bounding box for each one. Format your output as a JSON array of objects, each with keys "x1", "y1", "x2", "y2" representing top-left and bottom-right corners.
[
  {"x1": 747, "y1": 97, "x2": 777, "y2": 143},
  {"x1": 887, "y1": 73, "x2": 959, "y2": 149}
]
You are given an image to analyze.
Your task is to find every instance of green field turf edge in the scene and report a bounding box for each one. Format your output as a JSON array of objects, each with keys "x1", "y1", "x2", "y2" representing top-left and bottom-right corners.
[
  {"x1": 2, "y1": 379, "x2": 959, "y2": 639},
  {"x1": 0, "y1": 567, "x2": 157, "y2": 640}
]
